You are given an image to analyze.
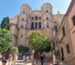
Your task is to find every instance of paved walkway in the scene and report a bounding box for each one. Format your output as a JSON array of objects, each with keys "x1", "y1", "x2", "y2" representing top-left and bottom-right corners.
[
  {"x1": 0, "y1": 60, "x2": 71, "y2": 65},
  {"x1": 16, "y1": 60, "x2": 71, "y2": 65}
]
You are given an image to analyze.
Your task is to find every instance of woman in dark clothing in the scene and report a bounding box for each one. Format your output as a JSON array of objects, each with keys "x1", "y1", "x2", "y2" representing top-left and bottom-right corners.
[{"x1": 40, "y1": 53, "x2": 44, "y2": 65}]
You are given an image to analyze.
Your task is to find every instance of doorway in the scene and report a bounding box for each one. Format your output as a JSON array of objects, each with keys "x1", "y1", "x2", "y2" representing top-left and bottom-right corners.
[{"x1": 61, "y1": 47, "x2": 64, "y2": 61}]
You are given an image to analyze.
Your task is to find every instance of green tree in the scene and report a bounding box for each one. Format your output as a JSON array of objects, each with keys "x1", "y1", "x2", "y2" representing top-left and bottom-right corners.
[
  {"x1": 28, "y1": 32, "x2": 51, "y2": 53},
  {"x1": 11, "y1": 47, "x2": 18, "y2": 55},
  {"x1": 0, "y1": 28, "x2": 12, "y2": 53},
  {"x1": 1, "y1": 17, "x2": 10, "y2": 29},
  {"x1": 18, "y1": 45, "x2": 29, "y2": 54},
  {"x1": 44, "y1": 42, "x2": 52, "y2": 52},
  {"x1": 10, "y1": 47, "x2": 18, "y2": 65}
]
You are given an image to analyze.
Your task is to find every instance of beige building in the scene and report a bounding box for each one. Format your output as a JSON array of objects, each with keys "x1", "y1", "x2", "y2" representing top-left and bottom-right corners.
[
  {"x1": 10, "y1": 3, "x2": 64, "y2": 48},
  {"x1": 56, "y1": 16, "x2": 74, "y2": 64},
  {"x1": 56, "y1": 0, "x2": 75, "y2": 65}
]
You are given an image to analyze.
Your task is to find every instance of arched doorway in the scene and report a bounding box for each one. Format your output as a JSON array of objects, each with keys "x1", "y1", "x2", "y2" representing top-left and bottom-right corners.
[{"x1": 61, "y1": 47, "x2": 64, "y2": 61}]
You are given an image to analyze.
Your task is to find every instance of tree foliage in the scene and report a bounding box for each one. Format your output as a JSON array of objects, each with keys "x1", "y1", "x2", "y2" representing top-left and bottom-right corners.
[
  {"x1": 18, "y1": 45, "x2": 29, "y2": 54},
  {"x1": 28, "y1": 32, "x2": 51, "y2": 53},
  {"x1": 0, "y1": 28, "x2": 12, "y2": 53},
  {"x1": 11, "y1": 47, "x2": 18, "y2": 55},
  {"x1": 44, "y1": 42, "x2": 52, "y2": 52},
  {"x1": 1, "y1": 17, "x2": 10, "y2": 29}
]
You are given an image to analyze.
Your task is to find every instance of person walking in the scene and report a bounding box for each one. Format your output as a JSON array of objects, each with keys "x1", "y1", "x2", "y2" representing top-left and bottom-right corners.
[
  {"x1": 8, "y1": 54, "x2": 13, "y2": 65},
  {"x1": 23, "y1": 55, "x2": 26, "y2": 63},
  {"x1": 1, "y1": 54, "x2": 7, "y2": 65},
  {"x1": 40, "y1": 53, "x2": 44, "y2": 65}
]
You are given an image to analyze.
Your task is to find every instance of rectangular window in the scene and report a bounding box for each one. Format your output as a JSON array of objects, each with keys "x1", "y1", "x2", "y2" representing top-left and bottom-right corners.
[
  {"x1": 39, "y1": 22, "x2": 41, "y2": 29},
  {"x1": 31, "y1": 22, "x2": 34, "y2": 29},
  {"x1": 21, "y1": 25, "x2": 23, "y2": 28},
  {"x1": 72, "y1": 16, "x2": 75, "y2": 25},
  {"x1": 35, "y1": 22, "x2": 37, "y2": 29},
  {"x1": 66, "y1": 44, "x2": 70, "y2": 54},
  {"x1": 54, "y1": 26, "x2": 58, "y2": 32},
  {"x1": 62, "y1": 27, "x2": 65, "y2": 36}
]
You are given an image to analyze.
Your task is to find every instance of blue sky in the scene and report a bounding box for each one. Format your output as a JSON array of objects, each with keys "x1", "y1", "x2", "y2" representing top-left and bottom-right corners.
[{"x1": 0, "y1": 0, "x2": 71, "y2": 23}]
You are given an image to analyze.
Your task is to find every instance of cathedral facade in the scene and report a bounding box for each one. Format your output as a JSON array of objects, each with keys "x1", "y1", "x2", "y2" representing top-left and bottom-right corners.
[{"x1": 10, "y1": 3, "x2": 64, "y2": 47}]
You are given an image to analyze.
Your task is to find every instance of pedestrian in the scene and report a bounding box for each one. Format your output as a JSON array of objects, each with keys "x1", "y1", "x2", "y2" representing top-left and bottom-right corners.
[
  {"x1": 25, "y1": 56, "x2": 29, "y2": 64},
  {"x1": 23, "y1": 55, "x2": 26, "y2": 63},
  {"x1": 0, "y1": 53, "x2": 2, "y2": 60},
  {"x1": 1, "y1": 56, "x2": 7, "y2": 65},
  {"x1": 12, "y1": 54, "x2": 18, "y2": 65},
  {"x1": 8, "y1": 54, "x2": 13, "y2": 65},
  {"x1": 40, "y1": 53, "x2": 44, "y2": 65}
]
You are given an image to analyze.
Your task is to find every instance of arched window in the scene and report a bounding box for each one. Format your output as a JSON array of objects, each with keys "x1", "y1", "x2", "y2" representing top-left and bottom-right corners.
[
  {"x1": 26, "y1": 19, "x2": 27, "y2": 22},
  {"x1": 35, "y1": 16, "x2": 38, "y2": 20},
  {"x1": 72, "y1": 16, "x2": 75, "y2": 25},
  {"x1": 22, "y1": 18, "x2": 24, "y2": 21},
  {"x1": 47, "y1": 25, "x2": 49, "y2": 28},
  {"x1": 32, "y1": 17, "x2": 34, "y2": 20},
  {"x1": 46, "y1": 17, "x2": 49, "y2": 20},
  {"x1": 35, "y1": 22, "x2": 37, "y2": 29},
  {"x1": 21, "y1": 34, "x2": 23, "y2": 38},
  {"x1": 31, "y1": 22, "x2": 34, "y2": 29},
  {"x1": 39, "y1": 17, "x2": 41, "y2": 20},
  {"x1": 66, "y1": 44, "x2": 70, "y2": 54},
  {"x1": 39, "y1": 22, "x2": 41, "y2": 29},
  {"x1": 23, "y1": 11, "x2": 25, "y2": 14},
  {"x1": 21, "y1": 25, "x2": 23, "y2": 28},
  {"x1": 46, "y1": 10, "x2": 48, "y2": 12}
]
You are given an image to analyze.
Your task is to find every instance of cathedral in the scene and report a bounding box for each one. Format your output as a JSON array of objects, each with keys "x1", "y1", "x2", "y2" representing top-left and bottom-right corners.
[{"x1": 10, "y1": 3, "x2": 64, "y2": 47}]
